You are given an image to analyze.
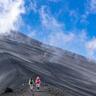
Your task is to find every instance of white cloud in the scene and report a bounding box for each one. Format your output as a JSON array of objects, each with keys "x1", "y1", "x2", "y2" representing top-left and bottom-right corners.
[
  {"x1": 47, "y1": 32, "x2": 75, "y2": 47},
  {"x1": 27, "y1": 0, "x2": 37, "y2": 13},
  {"x1": 79, "y1": 30, "x2": 88, "y2": 42},
  {"x1": 0, "y1": 0, "x2": 25, "y2": 35},
  {"x1": 90, "y1": 0, "x2": 96, "y2": 13},
  {"x1": 39, "y1": 6, "x2": 75, "y2": 46},
  {"x1": 83, "y1": 0, "x2": 96, "y2": 15},
  {"x1": 27, "y1": 26, "x2": 37, "y2": 38},
  {"x1": 86, "y1": 38, "x2": 96, "y2": 50},
  {"x1": 39, "y1": 6, "x2": 87, "y2": 49},
  {"x1": 86, "y1": 38, "x2": 96, "y2": 58},
  {"x1": 39, "y1": 6, "x2": 63, "y2": 31},
  {"x1": 80, "y1": 0, "x2": 96, "y2": 23}
]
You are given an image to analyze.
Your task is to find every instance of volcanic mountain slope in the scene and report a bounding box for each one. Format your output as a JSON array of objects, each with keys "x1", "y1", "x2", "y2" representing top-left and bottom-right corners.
[{"x1": 0, "y1": 31, "x2": 96, "y2": 96}]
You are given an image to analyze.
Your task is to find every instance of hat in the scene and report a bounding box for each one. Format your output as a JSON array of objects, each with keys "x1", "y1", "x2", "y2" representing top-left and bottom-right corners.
[{"x1": 36, "y1": 76, "x2": 40, "y2": 80}]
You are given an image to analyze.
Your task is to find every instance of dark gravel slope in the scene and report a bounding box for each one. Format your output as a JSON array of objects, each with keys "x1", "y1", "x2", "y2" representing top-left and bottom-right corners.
[{"x1": 0, "y1": 32, "x2": 96, "y2": 96}]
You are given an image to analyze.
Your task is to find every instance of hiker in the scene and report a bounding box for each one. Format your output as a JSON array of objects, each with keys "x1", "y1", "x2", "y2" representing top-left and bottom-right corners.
[
  {"x1": 35, "y1": 76, "x2": 41, "y2": 91},
  {"x1": 29, "y1": 78, "x2": 34, "y2": 91}
]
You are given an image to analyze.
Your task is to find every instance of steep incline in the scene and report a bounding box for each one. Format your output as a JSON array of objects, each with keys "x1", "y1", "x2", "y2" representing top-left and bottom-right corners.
[{"x1": 0, "y1": 32, "x2": 96, "y2": 96}]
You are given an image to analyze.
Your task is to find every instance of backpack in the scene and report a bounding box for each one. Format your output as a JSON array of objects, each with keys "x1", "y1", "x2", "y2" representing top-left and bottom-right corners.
[{"x1": 30, "y1": 80, "x2": 34, "y2": 84}]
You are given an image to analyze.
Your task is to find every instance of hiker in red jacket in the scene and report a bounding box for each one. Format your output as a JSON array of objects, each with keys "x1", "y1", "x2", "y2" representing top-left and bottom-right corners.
[{"x1": 35, "y1": 76, "x2": 41, "y2": 91}]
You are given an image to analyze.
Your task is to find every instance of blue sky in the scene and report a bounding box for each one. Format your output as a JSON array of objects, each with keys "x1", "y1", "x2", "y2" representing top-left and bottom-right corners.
[{"x1": 0, "y1": 0, "x2": 96, "y2": 60}]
